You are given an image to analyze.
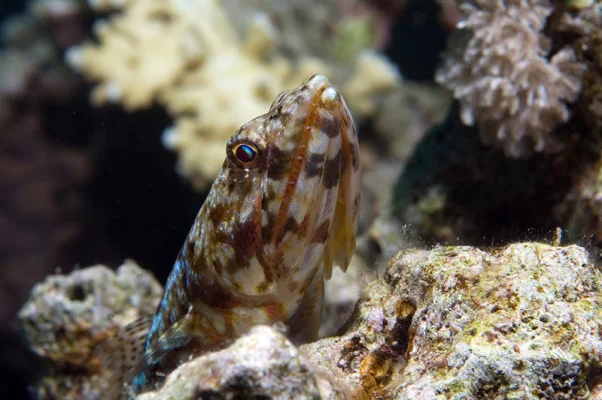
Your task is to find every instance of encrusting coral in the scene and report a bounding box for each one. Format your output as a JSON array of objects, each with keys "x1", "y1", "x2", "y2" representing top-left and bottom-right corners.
[
  {"x1": 66, "y1": 0, "x2": 400, "y2": 190},
  {"x1": 436, "y1": 0, "x2": 586, "y2": 158}
]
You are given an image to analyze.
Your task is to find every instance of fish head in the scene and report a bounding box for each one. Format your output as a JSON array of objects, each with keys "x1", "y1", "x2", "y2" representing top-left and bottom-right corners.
[{"x1": 206, "y1": 74, "x2": 360, "y2": 296}]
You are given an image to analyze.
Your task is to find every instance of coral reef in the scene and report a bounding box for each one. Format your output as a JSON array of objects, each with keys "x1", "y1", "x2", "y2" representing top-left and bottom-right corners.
[
  {"x1": 12, "y1": 1, "x2": 602, "y2": 400},
  {"x1": 554, "y1": 2, "x2": 602, "y2": 246},
  {"x1": 406, "y1": 1, "x2": 602, "y2": 248},
  {"x1": 20, "y1": 243, "x2": 602, "y2": 399},
  {"x1": 436, "y1": 0, "x2": 586, "y2": 157},
  {"x1": 18, "y1": 260, "x2": 162, "y2": 400},
  {"x1": 391, "y1": 1, "x2": 602, "y2": 253},
  {"x1": 303, "y1": 243, "x2": 602, "y2": 399},
  {"x1": 137, "y1": 326, "x2": 332, "y2": 400},
  {"x1": 66, "y1": 0, "x2": 400, "y2": 190}
]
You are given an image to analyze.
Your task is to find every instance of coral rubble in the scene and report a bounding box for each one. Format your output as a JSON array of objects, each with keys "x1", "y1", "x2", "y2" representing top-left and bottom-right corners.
[
  {"x1": 19, "y1": 243, "x2": 602, "y2": 399},
  {"x1": 18, "y1": 260, "x2": 162, "y2": 399},
  {"x1": 137, "y1": 326, "x2": 333, "y2": 400},
  {"x1": 436, "y1": 0, "x2": 586, "y2": 158},
  {"x1": 303, "y1": 242, "x2": 602, "y2": 399},
  {"x1": 66, "y1": 0, "x2": 401, "y2": 190}
]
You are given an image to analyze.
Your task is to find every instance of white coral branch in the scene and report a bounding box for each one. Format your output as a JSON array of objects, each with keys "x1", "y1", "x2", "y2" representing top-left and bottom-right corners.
[{"x1": 436, "y1": 0, "x2": 586, "y2": 157}]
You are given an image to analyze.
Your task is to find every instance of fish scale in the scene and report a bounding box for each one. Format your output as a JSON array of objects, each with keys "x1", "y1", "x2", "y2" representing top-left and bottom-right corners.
[{"x1": 102, "y1": 75, "x2": 361, "y2": 398}]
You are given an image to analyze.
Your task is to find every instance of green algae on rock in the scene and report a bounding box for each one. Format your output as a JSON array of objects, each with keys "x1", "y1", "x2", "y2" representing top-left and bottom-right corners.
[{"x1": 302, "y1": 243, "x2": 602, "y2": 399}]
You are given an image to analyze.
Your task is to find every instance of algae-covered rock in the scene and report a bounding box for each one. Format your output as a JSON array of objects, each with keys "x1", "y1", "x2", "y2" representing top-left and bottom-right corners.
[
  {"x1": 303, "y1": 243, "x2": 602, "y2": 399},
  {"x1": 136, "y1": 325, "x2": 339, "y2": 400},
  {"x1": 17, "y1": 260, "x2": 162, "y2": 399},
  {"x1": 19, "y1": 244, "x2": 602, "y2": 399}
]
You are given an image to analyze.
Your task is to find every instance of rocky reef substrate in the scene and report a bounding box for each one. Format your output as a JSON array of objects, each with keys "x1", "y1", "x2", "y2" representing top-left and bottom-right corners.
[{"x1": 19, "y1": 243, "x2": 602, "y2": 399}]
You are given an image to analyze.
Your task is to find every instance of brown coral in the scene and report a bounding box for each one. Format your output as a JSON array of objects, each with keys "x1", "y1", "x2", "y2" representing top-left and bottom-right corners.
[{"x1": 436, "y1": 0, "x2": 585, "y2": 158}]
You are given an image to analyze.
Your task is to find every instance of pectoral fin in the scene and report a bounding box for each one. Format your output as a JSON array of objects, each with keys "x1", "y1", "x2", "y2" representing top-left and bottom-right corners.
[
  {"x1": 95, "y1": 316, "x2": 153, "y2": 400},
  {"x1": 127, "y1": 312, "x2": 197, "y2": 388}
]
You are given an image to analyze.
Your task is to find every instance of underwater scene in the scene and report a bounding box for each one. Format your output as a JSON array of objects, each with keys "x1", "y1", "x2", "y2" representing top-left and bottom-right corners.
[{"x1": 1, "y1": 0, "x2": 601, "y2": 399}]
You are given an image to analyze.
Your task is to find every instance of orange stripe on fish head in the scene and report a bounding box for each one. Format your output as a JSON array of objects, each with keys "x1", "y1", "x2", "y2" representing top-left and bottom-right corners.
[
  {"x1": 261, "y1": 74, "x2": 360, "y2": 288},
  {"x1": 201, "y1": 75, "x2": 360, "y2": 299}
]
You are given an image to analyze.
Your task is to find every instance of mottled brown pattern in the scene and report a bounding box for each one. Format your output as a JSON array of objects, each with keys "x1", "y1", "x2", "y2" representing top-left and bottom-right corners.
[
  {"x1": 191, "y1": 313, "x2": 227, "y2": 346},
  {"x1": 230, "y1": 218, "x2": 261, "y2": 273},
  {"x1": 349, "y1": 138, "x2": 360, "y2": 171},
  {"x1": 265, "y1": 145, "x2": 293, "y2": 184},
  {"x1": 128, "y1": 75, "x2": 361, "y2": 396},
  {"x1": 255, "y1": 280, "x2": 272, "y2": 294},
  {"x1": 311, "y1": 220, "x2": 331, "y2": 244},
  {"x1": 264, "y1": 301, "x2": 286, "y2": 323},
  {"x1": 323, "y1": 151, "x2": 342, "y2": 189},
  {"x1": 188, "y1": 263, "x2": 240, "y2": 311},
  {"x1": 277, "y1": 216, "x2": 300, "y2": 244},
  {"x1": 304, "y1": 153, "x2": 326, "y2": 177},
  {"x1": 297, "y1": 267, "x2": 320, "y2": 296}
]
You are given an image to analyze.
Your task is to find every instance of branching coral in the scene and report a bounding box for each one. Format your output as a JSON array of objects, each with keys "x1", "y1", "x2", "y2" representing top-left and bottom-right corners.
[
  {"x1": 436, "y1": 0, "x2": 586, "y2": 158},
  {"x1": 66, "y1": 0, "x2": 400, "y2": 190}
]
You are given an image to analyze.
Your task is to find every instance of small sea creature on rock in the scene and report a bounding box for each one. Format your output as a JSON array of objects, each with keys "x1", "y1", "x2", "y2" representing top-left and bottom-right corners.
[{"x1": 103, "y1": 74, "x2": 361, "y2": 398}]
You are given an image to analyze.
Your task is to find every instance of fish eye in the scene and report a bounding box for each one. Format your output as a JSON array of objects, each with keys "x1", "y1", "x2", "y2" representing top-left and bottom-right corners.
[
  {"x1": 233, "y1": 143, "x2": 257, "y2": 164},
  {"x1": 228, "y1": 140, "x2": 263, "y2": 170}
]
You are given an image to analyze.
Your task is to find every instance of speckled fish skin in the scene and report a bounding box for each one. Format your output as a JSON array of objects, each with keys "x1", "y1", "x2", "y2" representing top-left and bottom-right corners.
[{"x1": 131, "y1": 74, "x2": 361, "y2": 394}]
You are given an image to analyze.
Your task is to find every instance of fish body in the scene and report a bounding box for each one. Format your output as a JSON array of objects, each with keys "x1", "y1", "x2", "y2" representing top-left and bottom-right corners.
[{"x1": 126, "y1": 75, "x2": 360, "y2": 395}]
